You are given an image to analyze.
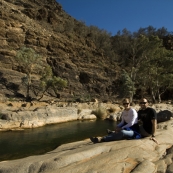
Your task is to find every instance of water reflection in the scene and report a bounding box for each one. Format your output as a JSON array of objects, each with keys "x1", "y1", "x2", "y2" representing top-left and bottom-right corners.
[{"x1": 0, "y1": 120, "x2": 117, "y2": 161}]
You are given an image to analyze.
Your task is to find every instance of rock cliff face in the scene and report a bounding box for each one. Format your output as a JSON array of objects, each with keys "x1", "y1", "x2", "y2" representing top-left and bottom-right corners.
[{"x1": 0, "y1": 0, "x2": 120, "y2": 102}]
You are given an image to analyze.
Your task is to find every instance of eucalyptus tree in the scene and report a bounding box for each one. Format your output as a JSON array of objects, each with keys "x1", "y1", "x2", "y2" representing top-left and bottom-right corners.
[
  {"x1": 112, "y1": 31, "x2": 150, "y2": 101},
  {"x1": 156, "y1": 27, "x2": 169, "y2": 38},
  {"x1": 133, "y1": 26, "x2": 169, "y2": 38},
  {"x1": 126, "y1": 35, "x2": 152, "y2": 101},
  {"x1": 112, "y1": 27, "x2": 172, "y2": 101},
  {"x1": 16, "y1": 47, "x2": 42, "y2": 101},
  {"x1": 119, "y1": 69, "x2": 135, "y2": 102},
  {"x1": 38, "y1": 65, "x2": 67, "y2": 100},
  {"x1": 137, "y1": 36, "x2": 173, "y2": 102},
  {"x1": 16, "y1": 47, "x2": 67, "y2": 101}
]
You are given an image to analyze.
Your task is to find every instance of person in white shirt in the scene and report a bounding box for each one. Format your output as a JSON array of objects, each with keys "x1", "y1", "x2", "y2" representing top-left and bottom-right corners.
[{"x1": 90, "y1": 98, "x2": 140, "y2": 143}]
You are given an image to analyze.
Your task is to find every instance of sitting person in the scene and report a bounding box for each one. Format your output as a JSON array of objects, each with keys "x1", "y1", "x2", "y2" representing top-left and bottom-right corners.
[
  {"x1": 90, "y1": 98, "x2": 141, "y2": 143},
  {"x1": 137, "y1": 98, "x2": 158, "y2": 144}
]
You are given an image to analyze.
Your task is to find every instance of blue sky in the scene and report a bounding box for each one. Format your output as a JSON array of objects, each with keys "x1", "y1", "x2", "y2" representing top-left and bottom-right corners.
[{"x1": 56, "y1": 0, "x2": 173, "y2": 36}]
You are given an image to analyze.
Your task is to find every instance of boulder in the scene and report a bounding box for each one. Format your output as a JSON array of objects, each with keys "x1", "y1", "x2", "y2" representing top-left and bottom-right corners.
[
  {"x1": 77, "y1": 109, "x2": 96, "y2": 120},
  {"x1": 157, "y1": 110, "x2": 173, "y2": 123}
]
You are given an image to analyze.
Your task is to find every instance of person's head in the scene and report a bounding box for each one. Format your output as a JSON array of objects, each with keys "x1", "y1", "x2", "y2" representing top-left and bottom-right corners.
[
  {"x1": 122, "y1": 98, "x2": 130, "y2": 110},
  {"x1": 139, "y1": 98, "x2": 148, "y2": 109}
]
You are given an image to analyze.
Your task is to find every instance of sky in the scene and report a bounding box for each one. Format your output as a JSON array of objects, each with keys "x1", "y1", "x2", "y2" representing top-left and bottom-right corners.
[{"x1": 56, "y1": 0, "x2": 173, "y2": 36}]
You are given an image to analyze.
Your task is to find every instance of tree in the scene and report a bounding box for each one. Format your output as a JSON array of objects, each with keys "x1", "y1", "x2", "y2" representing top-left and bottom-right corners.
[
  {"x1": 112, "y1": 28, "x2": 173, "y2": 101},
  {"x1": 39, "y1": 65, "x2": 67, "y2": 100},
  {"x1": 112, "y1": 33, "x2": 150, "y2": 101},
  {"x1": 88, "y1": 25, "x2": 113, "y2": 55},
  {"x1": 134, "y1": 35, "x2": 173, "y2": 102},
  {"x1": 138, "y1": 45, "x2": 173, "y2": 103},
  {"x1": 16, "y1": 47, "x2": 42, "y2": 101},
  {"x1": 120, "y1": 69, "x2": 135, "y2": 102},
  {"x1": 16, "y1": 47, "x2": 68, "y2": 101}
]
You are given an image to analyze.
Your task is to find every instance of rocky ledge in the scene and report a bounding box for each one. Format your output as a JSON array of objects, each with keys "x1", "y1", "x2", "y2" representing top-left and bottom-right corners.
[
  {"x1": 0, "y1": 120, "x2": 173, "y2": 173},
  {"x1": 0, "y1": 101, "x2": 173, "y2": 131},
  {"x1": 0, "y1": 101, "x2": 121, "y2": 131}
]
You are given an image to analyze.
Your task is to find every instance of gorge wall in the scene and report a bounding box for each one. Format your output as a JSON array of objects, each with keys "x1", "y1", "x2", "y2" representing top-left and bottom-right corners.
[{"x1": 0, "y1": 0, "x2": 120, "y2": 102}]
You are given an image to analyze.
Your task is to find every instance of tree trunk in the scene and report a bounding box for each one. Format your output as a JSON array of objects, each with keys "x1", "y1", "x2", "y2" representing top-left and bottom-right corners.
[
  {"x1": 151, "y1": 88, "x2": 156, "y2": 103},
  {"x1": 129, "y1": 94, "x2": 133, "y2": 104},
  {"x1": 158, "y1": 93, "x2": 161, "y2": 103},
  {"x1": 37, "y1": 89, "x2": 47, "y2": 101},
  {"x1": 26, "y1": 74, "x2": 31, "y2": 101}
]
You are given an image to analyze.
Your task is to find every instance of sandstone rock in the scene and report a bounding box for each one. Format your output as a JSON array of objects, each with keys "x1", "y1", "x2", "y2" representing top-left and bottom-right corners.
[
  {"x1": 154, "y1": 160, "x2": 167, "y2": 173},
  {"x1": 108, "y1": 113, "x2": 118, "y2": 121},
  {"x1": 0, "y1": 106, "x2": 99, "y2": 130},
  {"x1": 77, "y1": 109, "x2": 96, "y2": 120},
  {"x1": 131, "y1": 160, "x2": 156, "y2": 173},
  {"x1": 164, "y1": 153, "x2": 173, "y2": 165},
  {"x1": 0, "y1": 19, "x2": 5, "y2": 27},
  {"x1": 79, "y1": 114, "x2": 96, "y2": 120},
  {"x1": 1, "y1": 102, "x2": 173, "y2": 131},
  {"x1": 167, "y1": 163, "x2": 173, "y2": 173},
  {"x1": 1, "y1": 120, "x2": 173, "y2": 173}
]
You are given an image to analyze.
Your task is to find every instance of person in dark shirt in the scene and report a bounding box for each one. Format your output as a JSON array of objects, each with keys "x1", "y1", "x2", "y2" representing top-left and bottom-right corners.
[{"x1": 138, "y1": 98, "x2": 158, "y2": 143}]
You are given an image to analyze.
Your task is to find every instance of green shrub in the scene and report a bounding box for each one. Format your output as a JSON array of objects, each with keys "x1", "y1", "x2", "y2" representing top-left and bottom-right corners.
[
  {"x1": 54, "y1": 24, "x2": 64, "y2": 33},
  {"x1": 64, "y1": 20, "x2": 74, "y2": 33}
]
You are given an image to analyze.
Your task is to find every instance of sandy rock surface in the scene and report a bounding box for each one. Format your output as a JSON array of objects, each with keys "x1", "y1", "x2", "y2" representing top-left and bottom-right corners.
[
  {"x1": 0, "y1": 120, "x2": 173, "y2": 173},
  {"x1": 0, "y1": 101, "x2": 173, "y2": 131},
  {"x1": 0, "y1": 101, "x2": 173, "y2": 172}
]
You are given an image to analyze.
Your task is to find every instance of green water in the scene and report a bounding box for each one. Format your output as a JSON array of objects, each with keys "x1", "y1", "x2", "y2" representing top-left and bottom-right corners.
[{"x1": 0, "y1": 120, "x2": 117, "y2": 161}]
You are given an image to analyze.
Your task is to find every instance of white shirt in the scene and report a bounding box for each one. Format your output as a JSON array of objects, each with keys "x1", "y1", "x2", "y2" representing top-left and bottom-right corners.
[{"x1": 117, "y1": 108, "x2": 138, "y2": 129}]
